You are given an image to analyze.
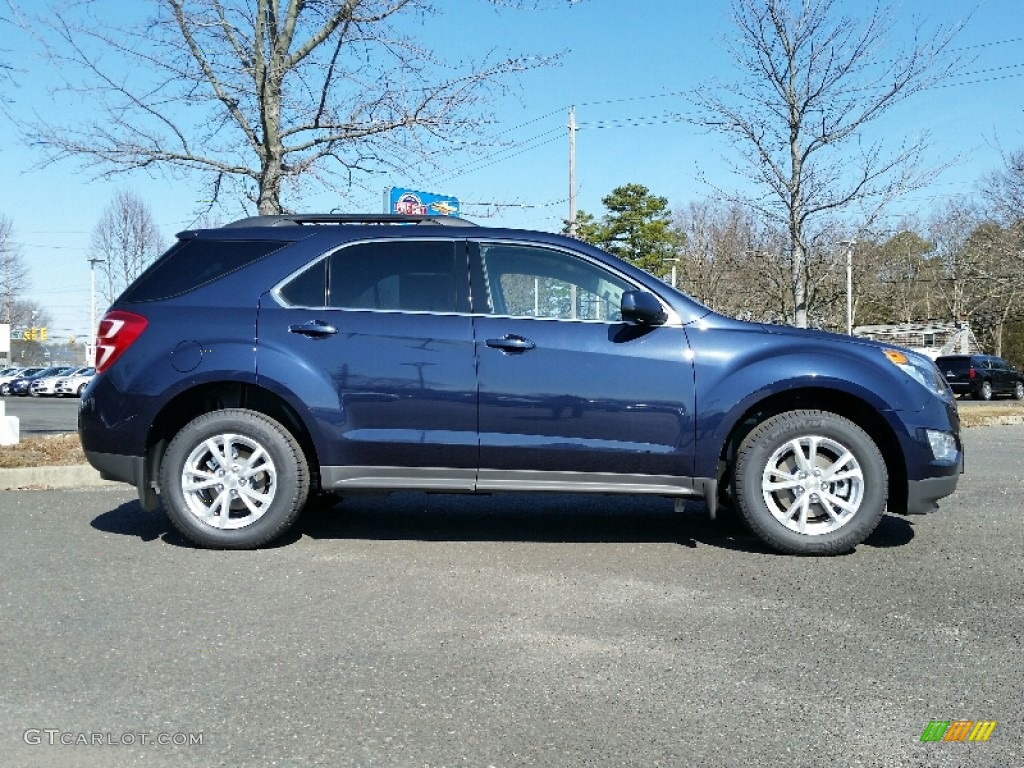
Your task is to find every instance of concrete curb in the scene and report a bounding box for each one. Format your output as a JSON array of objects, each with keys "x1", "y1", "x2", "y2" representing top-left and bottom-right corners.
[{"x1": 0, "y1": 464, "x2": 122, "y2": 491}]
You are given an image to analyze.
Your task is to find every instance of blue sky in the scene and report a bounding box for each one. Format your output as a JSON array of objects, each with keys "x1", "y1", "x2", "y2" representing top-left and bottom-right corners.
[{"x1": 1, "y1": 0, "x2": 1022, "y2": 340}]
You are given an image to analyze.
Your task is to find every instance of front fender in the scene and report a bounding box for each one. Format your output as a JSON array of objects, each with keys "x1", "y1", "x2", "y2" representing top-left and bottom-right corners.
[{"x1": 685, "y1": 323, "x2": 926, "y2": 478}]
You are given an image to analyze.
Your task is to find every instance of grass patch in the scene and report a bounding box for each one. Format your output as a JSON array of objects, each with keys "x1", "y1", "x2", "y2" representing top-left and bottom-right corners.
[
  {"x1": 0, "y1": 433, "x2": 86, "y2": 468},
  {"x1": 958, "y1": 401, "x2": 1024, "y2": 428}
]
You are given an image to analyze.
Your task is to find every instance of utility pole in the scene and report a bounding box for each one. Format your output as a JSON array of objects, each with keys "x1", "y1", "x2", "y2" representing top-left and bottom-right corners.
[
  {"x1": 839, "y1": 240, "x2": 856, "y2": 335},
  {"x1": 88, "y1": 256, "x2": 105, "y2": 365},
  {"x1": 568, "y1": 106, "x2": 577, "y2": 238}
]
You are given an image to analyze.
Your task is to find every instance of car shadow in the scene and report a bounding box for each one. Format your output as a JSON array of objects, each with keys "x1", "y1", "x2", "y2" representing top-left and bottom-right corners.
[
  {"x1": 862, "y1": 513, "x2": 916, "y2": 548},
  {"x1": 91, "y1": 493, "x2": 915, "y2": 554},
  {"x1": 299, "y1": 493, "x2": 772, "y2": 552},
  {"x1": 91, "y1": 501, "x2": 194, "y2": 546}
]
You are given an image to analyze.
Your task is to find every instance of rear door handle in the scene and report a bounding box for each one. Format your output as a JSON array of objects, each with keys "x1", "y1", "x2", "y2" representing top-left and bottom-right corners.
[
  {"x1": 289, "y1": 320, "x2": 338, "y2": 338},
  {"x1": 485, "y1": 335, "x2": 535, "y2": 352}
]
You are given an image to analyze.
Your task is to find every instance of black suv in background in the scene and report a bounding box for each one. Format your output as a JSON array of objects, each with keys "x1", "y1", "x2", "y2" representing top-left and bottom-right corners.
[{"x1": 934, "y1": 354, "x2": 1024, "y2": 400}]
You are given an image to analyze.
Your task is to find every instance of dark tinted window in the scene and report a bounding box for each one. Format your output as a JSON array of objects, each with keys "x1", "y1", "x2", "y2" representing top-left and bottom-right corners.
[
  {"x1": 935, "y1": 357, "x2": 971, "y2": 373},
  {"x1": 278, "y1": 259, "x2": 327, "y2": 306},
  {"x1": 327, "y1": 241, "x2": 466, "y2": 313},
  {"x1": 119, "y1": 239, "x2": 286, "y2": 303}
]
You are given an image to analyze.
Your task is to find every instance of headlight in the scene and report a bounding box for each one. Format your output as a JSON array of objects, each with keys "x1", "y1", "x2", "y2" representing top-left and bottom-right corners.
[
  {"x1": 925, "y1": 429, "x2": 958, "y2": 462},
  {"x1": 883, "y1": 348, "x2": 951, "y2": 398}
]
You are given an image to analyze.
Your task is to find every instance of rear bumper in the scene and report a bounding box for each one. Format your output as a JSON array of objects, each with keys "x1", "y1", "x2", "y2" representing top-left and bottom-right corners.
[
  {"x1": 84, "y1": 450, "x2": 159, "y2": 511},
  {"x1": 86, "y1": 449, "x2": 144, "y2": 488}
]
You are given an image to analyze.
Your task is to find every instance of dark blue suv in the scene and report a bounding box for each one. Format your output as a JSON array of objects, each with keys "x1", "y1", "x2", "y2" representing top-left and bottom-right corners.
[{"x1": 80, "y1": 214, "x2": 963, "y2": 554}]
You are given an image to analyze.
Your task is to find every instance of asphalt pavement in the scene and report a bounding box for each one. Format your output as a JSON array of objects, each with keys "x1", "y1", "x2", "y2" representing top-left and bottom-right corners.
[
  {"x1": 1, "y1": 396, "x2": 81, "y2": 435},
  {"x1": 1, "y1": 426, "x2": 1021, "y2": 768}
]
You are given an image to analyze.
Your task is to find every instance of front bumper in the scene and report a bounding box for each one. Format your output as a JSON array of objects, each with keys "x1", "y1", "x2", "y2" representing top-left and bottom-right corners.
[{"x1": 904, "y1": 456, "x2": 963, "y2": 514}]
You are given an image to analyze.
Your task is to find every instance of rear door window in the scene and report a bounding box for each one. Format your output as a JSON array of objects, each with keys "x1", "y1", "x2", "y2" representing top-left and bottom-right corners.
[
  {"x1": 328, "y1": 240, "x2": 467, "y2": 313},
  {"x1": 277, "y1": 240, "x2": 468, "y2": 313}
]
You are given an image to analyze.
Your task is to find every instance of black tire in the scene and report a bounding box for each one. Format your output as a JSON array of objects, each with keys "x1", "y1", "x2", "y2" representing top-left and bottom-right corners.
[
  {"x1": 1013, "y1": 382, "x2": 1024, "y2": 401},
  {"x1": 159, "y1": 409, "x2": 309, "y2": 549},
  {"x1": 975, "y1": 380, "x2": 993, "y2": 401},
  {"x1": 733, "y1": 410, "x2": 887, "y2": 555},
  {"x1": 77, "y1": 383, "x2": 88, "y2": 396}
]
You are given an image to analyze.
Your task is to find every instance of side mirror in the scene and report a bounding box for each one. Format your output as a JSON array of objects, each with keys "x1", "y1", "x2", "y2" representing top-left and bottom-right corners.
[{"x1": 621, "y1": 290, "x2": 668, "y2": 326}]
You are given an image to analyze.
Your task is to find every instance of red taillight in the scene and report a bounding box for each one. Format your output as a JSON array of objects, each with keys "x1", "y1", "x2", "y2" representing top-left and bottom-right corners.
[
  {"x1": 968, "y1": 366, "x2": 976, "y2": 380},
  {"x1": 95, "y1": 310, "x2": 148, "y2": 373}
]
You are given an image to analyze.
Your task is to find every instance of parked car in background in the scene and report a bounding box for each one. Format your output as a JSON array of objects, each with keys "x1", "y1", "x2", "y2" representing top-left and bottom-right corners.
[
  {"x1": 0, "y1": 367, "x2": 44, "y2": 395},
  {"x1": 934, "y1": 354, "x2": 1024, "y2": 400},
  {"x1": 0, "y1": 367, "x2": 25, "y2": 389},
  {"x1": 80, "y1": 213, "x2": 963, "y2": 555},
  {"x1": 54, "y1": 367, "x2": 96, "y2": 397},
  {"x1": 31, "y1": 366, "x2": 93, "y2": 397},
  {"x1": 8, "y1": 366, "x2": 75, "y2": 397}
]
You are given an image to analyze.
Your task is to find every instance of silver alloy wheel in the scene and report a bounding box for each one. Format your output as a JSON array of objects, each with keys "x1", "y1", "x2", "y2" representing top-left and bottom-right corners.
[
  {"x1": 180, "y1": 432, "x2": 278, "y2": 530},
  {"x1": 761, "y1": 434, "x2": 865, "y2": 536},
  {"x1": 1015, "y1": 381, "x2": 1024, "y2": 400}
]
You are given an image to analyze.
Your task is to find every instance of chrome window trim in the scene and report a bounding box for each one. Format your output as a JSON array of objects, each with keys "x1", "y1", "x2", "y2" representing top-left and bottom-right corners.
[{"x1": 269, "y1": 236, "x2": 683, "y2": 327}]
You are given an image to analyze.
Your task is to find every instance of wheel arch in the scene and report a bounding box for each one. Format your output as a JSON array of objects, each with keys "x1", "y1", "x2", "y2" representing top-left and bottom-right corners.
[
  {"x1": 144, "y1": 381, "x2": 322, "y2": 500},
  {"x1": 715, "y1": 387, "x2": 908, "y2": 514}
]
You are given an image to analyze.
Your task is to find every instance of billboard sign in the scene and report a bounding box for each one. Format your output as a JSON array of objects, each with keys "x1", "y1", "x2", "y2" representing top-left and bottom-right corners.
[{"x1": 386, "y1": 187, "x2": 460, "y2": 218}]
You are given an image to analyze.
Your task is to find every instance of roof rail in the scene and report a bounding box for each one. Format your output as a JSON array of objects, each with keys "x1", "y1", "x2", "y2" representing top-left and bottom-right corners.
[{"x1": 222, "y1": 214, "x2": 477, "y2": 228}]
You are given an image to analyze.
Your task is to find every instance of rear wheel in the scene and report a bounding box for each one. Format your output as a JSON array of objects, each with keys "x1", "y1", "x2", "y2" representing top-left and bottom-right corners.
[
  {"x1": 1013, "y1": 381, "x2": 1024, "y2": 400},
  {"x1": 159, "y1": 409, "x2": 309, "y2": 549},
  {"x1": 733, "y1": 410, "x2": 887, "y2": 555},
  {"x1": 975, "y1": 380, "x2": 993, "y2": 401}
]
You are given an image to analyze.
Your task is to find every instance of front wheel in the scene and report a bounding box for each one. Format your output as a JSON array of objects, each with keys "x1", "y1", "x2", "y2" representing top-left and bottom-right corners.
[
  {"x1": 159, "y1": 409, "x2": 309, "y2": 549},
  {"x1": 1013, "y1": 381, "x2": 1024, "y2": 401},
  {"x1": 733, "y1": 410, "x2": 887, "y2": 555}
]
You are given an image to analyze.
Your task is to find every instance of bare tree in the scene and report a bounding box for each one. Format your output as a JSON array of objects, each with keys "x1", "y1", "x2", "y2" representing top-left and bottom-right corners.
[
  {"x1": 673, "y1": 200, "x2": 760, "y2": 315},
  {"x1": 0, "y1": 1, "x2": 21, "y2": 113},
  {"x1": 924, "y1": 197, "x2": 1024, "y2": 356},
  {"x1": 22, "y1": 0, "x2": 562, "y2": 214},
  {"x1": 0, "y1": 214, "x2": 31, "y2": 324},
  {"x1": 89, "y1": 190, "x2": 163, "y2": 306},
  {"x1": 855, "y1": 228, "x2": 935, "y2": 325},
  {"x1": 983, "y1": 147, "x2": 1024, "y2": 223},
  {"x1": 691, "y1": 0, "x2": 959, "y2": 327}
]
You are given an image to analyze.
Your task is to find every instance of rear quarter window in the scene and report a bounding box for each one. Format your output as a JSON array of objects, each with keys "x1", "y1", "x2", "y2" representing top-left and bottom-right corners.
[{"x1": 118, "y1": 239, "x2": 287, "y2": 303}]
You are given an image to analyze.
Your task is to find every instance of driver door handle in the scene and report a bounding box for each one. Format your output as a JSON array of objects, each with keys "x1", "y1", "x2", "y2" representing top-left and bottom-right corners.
[{"x1": 485, "y1": 335, "x2": 536, "y2": 352}]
